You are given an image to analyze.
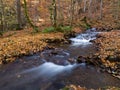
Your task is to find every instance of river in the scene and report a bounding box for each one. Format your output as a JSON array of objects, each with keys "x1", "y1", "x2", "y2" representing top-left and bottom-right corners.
[{"x1": 0, "y1": 28, "x2": 119, "y2": 90}]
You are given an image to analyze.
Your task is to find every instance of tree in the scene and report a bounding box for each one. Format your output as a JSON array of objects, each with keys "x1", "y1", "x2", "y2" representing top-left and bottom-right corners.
[
  {"x1": 70, "y1": 0, "x2": 75, "y2": 27},
  {"x1": 57, "y1": 0, "x2": 64, "y2": 26},
  {"x1": 52, "y1": 0, "x2": 57, "y2": 28},
  {"x1": 100, "y1": 0, "x2": 103, "y2": 19},
  {"x1": 23, "y1": 0, "x2": 38, "y2": 32},
  {"x1": 0, "y1": 0, "x2": 5, "y2": 31},
  {"x1": 16, "y1": 0, "x2": 22, "y2": 29},
  {"x1": 88, "y1": 0, "x2": 92, "y2": 18},
  {"x1": 83, "y1": 0, "x2": 87, "y2": 13},
  {"x1": 0, "y1": 0, "x2": 5, "y2": 33}
]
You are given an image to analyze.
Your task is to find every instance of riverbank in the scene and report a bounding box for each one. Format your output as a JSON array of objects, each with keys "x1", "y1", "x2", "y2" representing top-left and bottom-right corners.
[
  {"x1": 94, "y1": 30, "x2": 120, "y2": 79},
  {"x1": 0, "y1": 28, "x2": 81, "y2": 64},
  {"x1": 0, "y1": 32, "x2": 61, "y2": 64}
]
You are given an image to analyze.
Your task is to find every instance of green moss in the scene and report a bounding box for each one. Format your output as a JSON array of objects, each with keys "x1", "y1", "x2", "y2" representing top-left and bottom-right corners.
[
  {"x1": 42, "y1": 27, "x2": 55, "y2": 33},
  {"x1": 60, "y1": 26, "x2": 72, "y2": 32},
  {"x1": 42, "y1": 26, "x2": 72, "y2": 33}
]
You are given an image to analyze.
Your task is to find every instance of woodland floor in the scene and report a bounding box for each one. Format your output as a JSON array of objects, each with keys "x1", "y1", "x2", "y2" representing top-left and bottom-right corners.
[
  {"x1": 0, "y1": 29, "x2": 64, "y2": 64},
  {"x1": 94, "y1": 30, "x2": 120, "y2": 79}
]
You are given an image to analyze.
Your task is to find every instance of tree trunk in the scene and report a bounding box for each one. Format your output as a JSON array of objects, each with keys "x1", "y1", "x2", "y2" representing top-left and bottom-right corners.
[
  {"x1": 0, "y1": 0, "x2": 5, "y2": 32},
  {"x1": 16, "y1": 0, "x2": 22, "y2": 29},
  {"x1": 53, "y1": 0, "x2": 57, "y2": 28},
  {"x1": 57, "y1": 0, "x2": 63, "y2": 26},
  {"x1": 70, "y1": 0, "x2": 74, "y2": 27},
  {"x1": 100, "y1": 0, "x2": 103, "y2": 19},
  {"x1": 88, "y1": 0, "x2": 92, "y2": 18},
  {"x1": 116, "y1": 0, "x2": 120, "y2": 20},
  {"x1": 83, "y1": 0, "x2": 87, "y2": 13},
  {"x1": 23, "y1": 0, "x2": 38, "y2": 32}
]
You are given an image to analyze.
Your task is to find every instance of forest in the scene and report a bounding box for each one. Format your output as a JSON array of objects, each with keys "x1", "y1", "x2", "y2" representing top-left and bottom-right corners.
[{"x1": 0, "y1": 0, "x2": 120, "y2": 90}]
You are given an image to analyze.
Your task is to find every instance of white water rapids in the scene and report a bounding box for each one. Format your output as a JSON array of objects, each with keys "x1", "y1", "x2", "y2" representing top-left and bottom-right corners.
[{"x1": 70, "y1": 28, "x2": 99, "y2": 46}]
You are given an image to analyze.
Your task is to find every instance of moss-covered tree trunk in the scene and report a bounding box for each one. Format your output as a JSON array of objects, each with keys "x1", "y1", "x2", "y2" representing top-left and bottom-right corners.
[
  {"x1": 23, "y1": 0, "x2": 38, "y2": 32},
  {"x1": 52, "y1": 0, "x2": 57, "y2": 28},
  {"x1": 16, "y1": 0, "x2": 22, "y2": 30},
  {"x1": 0, "y1": 0, "x2": 5, "y2": 35},
  {"x1": 100, "y1": 0, "x2": 103, "y2": 19}
]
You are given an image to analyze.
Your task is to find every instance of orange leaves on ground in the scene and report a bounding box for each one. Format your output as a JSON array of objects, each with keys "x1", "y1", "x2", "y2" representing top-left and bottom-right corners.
[
  {"x1": 0, "y1": 31, "x2": 65, "y2": 64},
  {"x1": 94, "y1": 30, "x2": 120, "y2": 68}
]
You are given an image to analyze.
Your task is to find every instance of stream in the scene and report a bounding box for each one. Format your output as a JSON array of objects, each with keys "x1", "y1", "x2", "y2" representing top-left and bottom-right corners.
[{"x1": 0, "y1": 28, "x2": 120, "y2": 90}]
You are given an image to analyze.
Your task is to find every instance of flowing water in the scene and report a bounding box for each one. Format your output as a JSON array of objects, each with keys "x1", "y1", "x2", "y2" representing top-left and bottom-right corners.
[{"x1": 0, "y1": 28, "x2": 120, "y2": 90}]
